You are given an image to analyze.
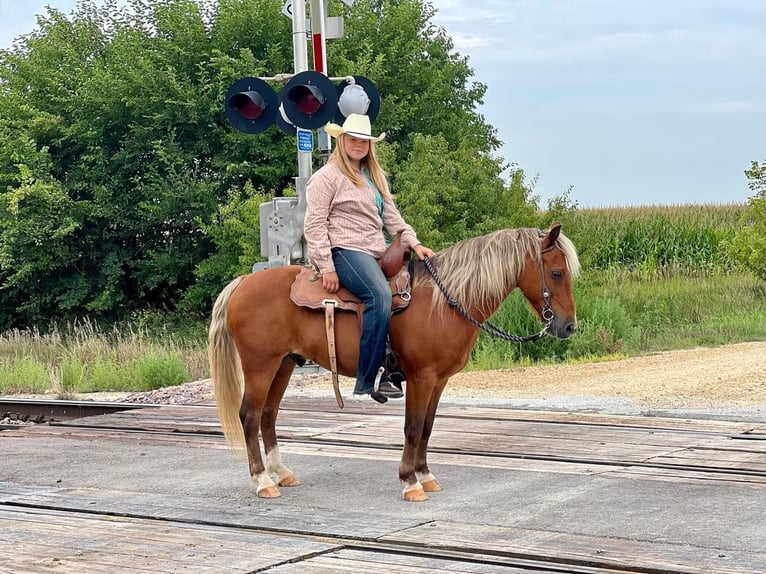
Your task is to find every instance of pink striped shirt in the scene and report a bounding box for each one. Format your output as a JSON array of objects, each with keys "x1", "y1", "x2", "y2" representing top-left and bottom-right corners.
[{"x1": 304, "y1": 160, "x2": 420, "y2": 274}]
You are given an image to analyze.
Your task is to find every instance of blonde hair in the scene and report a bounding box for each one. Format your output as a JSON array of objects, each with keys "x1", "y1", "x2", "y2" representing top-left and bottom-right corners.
[{"x1": 330, "y1": 133, "x2": 391, "y2": 199}]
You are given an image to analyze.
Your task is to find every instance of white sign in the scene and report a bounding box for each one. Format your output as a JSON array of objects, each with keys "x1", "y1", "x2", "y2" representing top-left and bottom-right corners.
[{"x1": 281, "y1": 0, "x2": 292, "y2": 18}]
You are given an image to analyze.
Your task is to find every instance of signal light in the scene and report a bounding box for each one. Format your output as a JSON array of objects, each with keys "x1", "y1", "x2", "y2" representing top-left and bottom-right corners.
[
  {"x1": 335, "y1": 76, "x2": 380, "y2": 124},
  {"x1": 225, "y1": 77, "x2": 278, "y2": 134},
  {"x1": 225, "y1": 74, "x2": 381, "y2": 134},
  {"x1": 280, "y1": 71, "x2": 338, "y2": 130}
]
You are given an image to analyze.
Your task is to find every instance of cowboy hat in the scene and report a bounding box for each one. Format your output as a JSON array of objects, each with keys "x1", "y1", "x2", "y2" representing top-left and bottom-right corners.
[{"x1": 325, "y1": 113, "x2": 386, "y2": 142}]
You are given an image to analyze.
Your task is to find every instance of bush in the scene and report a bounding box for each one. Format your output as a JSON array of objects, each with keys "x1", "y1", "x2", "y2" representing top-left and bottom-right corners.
[
  {"x1": 727, "y1": 159, "x2": 766, "y2": 280},
  {"x1": 132, "y1": 353, "x2": 190, "y2": 391}
]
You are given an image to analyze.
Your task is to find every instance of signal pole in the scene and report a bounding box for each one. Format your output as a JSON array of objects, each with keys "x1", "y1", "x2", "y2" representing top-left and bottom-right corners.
[{"x1": 290, "y1": 0, "x2": 313, "y2": 181}]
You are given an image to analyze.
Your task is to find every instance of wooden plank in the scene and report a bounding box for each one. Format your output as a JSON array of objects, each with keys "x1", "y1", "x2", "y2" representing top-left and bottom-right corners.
[
  {"x1": 0, "y1": 482, "x2": 57, "y2": 503},
  {"x1": 0, "y1": 506, "x2": 338, "y2": 574},
  {"x1": 6, "y1": 425, "x2": 229, "y2": 448},
  {"x1": 647, "y1": 450, "x2": 766, "y2": 472},
  {"x1": 602, "y1": 466, "x2": 766, "y2": 486},
  {"x1": 54, "y1": 402, "x2": 760, "y2": 447},
  {"x1": 383, "y1": 521, "x2": 766, "y2": 574},
  {"x1": 8, "y1": 486, "x2": 428, "y2": 540},
  {"x1": 266, "y1": 548, "x2": 567, "y2": 573},
  {"x1": 14, "y1": 416, "x2": 766, "y2": 481},
  {"x1": 279, "y1": 397, "x2": 760, "y2": 434}
]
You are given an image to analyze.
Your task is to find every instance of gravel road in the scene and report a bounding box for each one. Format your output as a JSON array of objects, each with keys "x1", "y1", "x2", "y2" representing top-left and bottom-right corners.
[
  {"x1": 118, "y1": 341, "x2": 766, "y2": 421},
  {"x1": 8, "y1": 342, "x2": 764, "y2": 422}
]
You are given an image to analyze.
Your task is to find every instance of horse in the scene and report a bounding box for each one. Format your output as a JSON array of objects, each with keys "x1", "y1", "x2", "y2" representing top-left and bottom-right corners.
[{"x1": 208, "y1": 224, "x2": 580, "y2": 502}]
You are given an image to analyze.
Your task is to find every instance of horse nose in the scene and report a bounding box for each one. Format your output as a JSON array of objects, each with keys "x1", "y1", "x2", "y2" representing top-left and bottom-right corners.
[{"x1": 565, "y1": 321, "x2": 577, "y2": 335}]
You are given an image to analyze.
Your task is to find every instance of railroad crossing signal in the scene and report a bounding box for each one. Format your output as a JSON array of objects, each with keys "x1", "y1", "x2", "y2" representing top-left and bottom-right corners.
[
  {"x1": 280, "y1": 71, "x2": 338, "y2": 129},
  {"x1": 335, "y1": 75, "x2": 380, "y2": 123},
  {"x1": 224, "y1": 77, "x2": 279, "y2": 135},
  {"x1": 225, "y1": 73, "x2": 380, "y2": 134}
]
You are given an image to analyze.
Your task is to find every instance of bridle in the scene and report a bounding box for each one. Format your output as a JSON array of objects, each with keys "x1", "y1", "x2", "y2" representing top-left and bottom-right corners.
[{"x1": 423, "y1": 238, "x2": 554, "y2": 343}]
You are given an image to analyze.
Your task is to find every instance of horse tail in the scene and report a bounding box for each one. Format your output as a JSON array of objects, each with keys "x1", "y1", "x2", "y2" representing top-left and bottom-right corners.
[{"x1": 208, "y1": 275, "x2": 246, "y2": 450}]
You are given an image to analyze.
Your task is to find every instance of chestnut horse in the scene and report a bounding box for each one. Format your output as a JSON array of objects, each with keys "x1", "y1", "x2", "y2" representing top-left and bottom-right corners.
[{"x1": 209, "y1": 225, "x2": 580, "y2": 501}]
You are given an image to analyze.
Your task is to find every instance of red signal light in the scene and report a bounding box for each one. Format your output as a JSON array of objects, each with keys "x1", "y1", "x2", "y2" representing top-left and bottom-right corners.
[{"x1": 228, "y1": 91, "x2": 266, "y2": 120}]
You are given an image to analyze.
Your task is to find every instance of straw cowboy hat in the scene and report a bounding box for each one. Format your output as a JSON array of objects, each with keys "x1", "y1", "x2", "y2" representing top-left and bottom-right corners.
[{"x1": 325, "y1": 113, "x2": 386, "y2": 142}]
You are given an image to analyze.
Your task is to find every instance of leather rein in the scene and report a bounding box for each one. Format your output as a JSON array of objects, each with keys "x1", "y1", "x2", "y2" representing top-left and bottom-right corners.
[{"x1": 423, "y1": 240, "x2": 554, "y2": 343}]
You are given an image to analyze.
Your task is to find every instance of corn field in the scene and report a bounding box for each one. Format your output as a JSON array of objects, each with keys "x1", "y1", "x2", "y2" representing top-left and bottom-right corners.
[{"x1": 559, "y1": 203, "x2": 746, "y2": 275}]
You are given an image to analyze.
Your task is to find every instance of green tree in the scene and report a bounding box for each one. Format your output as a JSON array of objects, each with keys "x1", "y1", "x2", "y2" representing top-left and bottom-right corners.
[
  {"x1": 391, "y1": 134, "x2": 537, "y2": 250},
  {"x1": 728, "y1": 159, "x2": 766, "y2": 280},
  {"x1": 330, "y1": 0, "x2": 499, "y2": 163},
  {"x1": 0, "y1": 0, "x2": 539, "y2": 328}
]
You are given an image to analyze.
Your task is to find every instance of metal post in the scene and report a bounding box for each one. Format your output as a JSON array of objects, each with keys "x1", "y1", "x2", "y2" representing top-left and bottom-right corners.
[
  {"x1": 291, "y1": 0, "x2": 312, "y2": 181},
  {"x1": 310, "y1": 0, "x2": 332, "y2": 156}
]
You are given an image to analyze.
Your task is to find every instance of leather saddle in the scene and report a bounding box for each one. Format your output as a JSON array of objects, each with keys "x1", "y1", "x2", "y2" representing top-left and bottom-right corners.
[
  {"x1": 289, "y1": 265, "x2": 412, "y2": 314},
  {"x1": 288, "y1": 235, "x2": 413, "y2": 409},
  {"x1": 289, "y1": 232, "x2": 413, "y2": 313}
]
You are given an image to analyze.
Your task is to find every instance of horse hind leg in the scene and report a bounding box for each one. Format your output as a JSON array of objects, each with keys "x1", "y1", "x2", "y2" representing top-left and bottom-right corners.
[
  {"x1": 240, "y1": 359, "x2": 284, "y2": 498},
  {"x1": 262, "y1": 356, "x2": 300, "y2": 489}
]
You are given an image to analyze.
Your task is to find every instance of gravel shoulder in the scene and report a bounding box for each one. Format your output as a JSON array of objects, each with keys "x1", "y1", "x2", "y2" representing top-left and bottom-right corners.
[
  {"x1": 11, "y1": 341, "x2": 765, "y2": 421},
  {"x1": 287, "y1": 341, "x2": 766, "y2": 420}
]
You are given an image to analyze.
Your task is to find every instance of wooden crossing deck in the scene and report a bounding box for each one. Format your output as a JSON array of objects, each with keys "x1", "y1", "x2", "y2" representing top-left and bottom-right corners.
[{"x1": 1, "y1": 397, "x2": 764, "y2": 573}]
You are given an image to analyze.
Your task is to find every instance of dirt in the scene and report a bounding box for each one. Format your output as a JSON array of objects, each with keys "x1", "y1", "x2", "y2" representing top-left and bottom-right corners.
[
  {"x1": 445, "y1": 341, "x2": 766, "y2": 409},
  {"x1": 13, "y1": 342, "x2": 764, "y2": 417},
  {"x1": 294, "y1": 341, "x2": 766, "y2": 411}
]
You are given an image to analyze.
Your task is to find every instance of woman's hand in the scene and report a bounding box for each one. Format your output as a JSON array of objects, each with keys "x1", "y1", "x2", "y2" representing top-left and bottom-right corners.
[
  {"x1": 322, "y1": 271, "x2": 340, "y2": 293},
  {"x1": 413, "y1": 244, "x2": 435, "y2": 260}
]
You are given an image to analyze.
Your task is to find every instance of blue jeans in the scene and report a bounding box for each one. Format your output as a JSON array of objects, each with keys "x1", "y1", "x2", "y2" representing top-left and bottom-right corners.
[{"x1": 332, "y1": 248, "x2": 391, "y2": 394}]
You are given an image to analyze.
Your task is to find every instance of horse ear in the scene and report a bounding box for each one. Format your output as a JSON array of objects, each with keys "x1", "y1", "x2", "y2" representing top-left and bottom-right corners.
[{"x1": 543, "y1": 223, "x2": 561, "y2": 248}]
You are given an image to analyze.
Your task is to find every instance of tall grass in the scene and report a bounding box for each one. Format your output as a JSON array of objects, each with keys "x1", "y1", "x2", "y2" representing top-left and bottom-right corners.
[
  {"x1": 470, "y1": 203, "x2": 764, "y2": 368},
  {"x1": 0, "y1": 318, "x2": 207, "y2": 396}
]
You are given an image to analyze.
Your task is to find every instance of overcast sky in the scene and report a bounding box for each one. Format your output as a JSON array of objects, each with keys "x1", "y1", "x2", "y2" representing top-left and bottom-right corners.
[{"x1": 2, "y1": 0, "x2": 764, "y2": 207}]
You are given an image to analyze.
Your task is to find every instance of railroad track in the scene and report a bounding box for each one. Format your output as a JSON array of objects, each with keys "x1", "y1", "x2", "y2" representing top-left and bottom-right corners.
[
  {"x1": 0, "y1": 398, "x2": 156, "y2": 428},
  {"x1": 3, "y1": 398, "x2": 764, "y2": 572},
  {"x1": 4, "y1": 398, "x2": 765, "y2": 481}
]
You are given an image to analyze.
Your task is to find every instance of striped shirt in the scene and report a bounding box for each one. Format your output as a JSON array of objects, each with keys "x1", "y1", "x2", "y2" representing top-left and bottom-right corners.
[{"x1": 304, "y1": 160, "x2": 420, "y2": 274}]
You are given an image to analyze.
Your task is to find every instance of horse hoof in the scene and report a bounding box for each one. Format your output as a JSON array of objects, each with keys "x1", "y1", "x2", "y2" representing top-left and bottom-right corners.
[
  {"x1": 421, "y1": 478, "x2": 442, "y2": 492},
  {"x1": 257, "y1": 485, "x2": 281, "y2": 498},
  {"x1": 403, "y1": 486, "x2": 428, "y2": 502},
  {"x1": 279, "y1": 474, "x2": 301, "y2": 487}
]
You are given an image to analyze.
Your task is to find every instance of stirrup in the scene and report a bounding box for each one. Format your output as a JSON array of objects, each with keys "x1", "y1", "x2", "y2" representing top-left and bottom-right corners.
[
  {"x1": 384, "y1": 343, "x2": 406, "y2": 388},
  {"x1": 370, "y1": 367, "x2": 388, "y2": 404}
]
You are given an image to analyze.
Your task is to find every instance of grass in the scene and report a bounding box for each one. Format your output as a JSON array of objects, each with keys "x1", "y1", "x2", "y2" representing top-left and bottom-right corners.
[
  {"x1": 0, "y1": 271, "x2": 763, "y2": 394},
  {"x1": 0, "y1": 318, "x2": 205, "y2": 397},
  {"x1": 1, "y1": 204, "x2": 763, "y2": 394}
]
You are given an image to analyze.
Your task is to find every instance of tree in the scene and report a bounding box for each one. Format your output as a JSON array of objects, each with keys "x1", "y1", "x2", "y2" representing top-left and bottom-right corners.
[
  {"x1": 391, "y1": 134, "x2": 537, "y2": 250},
  {"x1": 728, "y1": 159, "x2": 766, "y2": 280},
  {"x1": 0, "y1": 0, "x2": 538, "y2": 328}
]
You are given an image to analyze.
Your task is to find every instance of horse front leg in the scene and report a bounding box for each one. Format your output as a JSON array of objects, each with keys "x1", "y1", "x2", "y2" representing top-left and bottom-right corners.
[
  {"x1": 399, "y1": 377, "x2": 438, "y2": 502},
  {"x1": 415, "y1": 379, "x2": 447, "y2": 493},
  {"x1": 261, "y1": 356, "x2": 300, "y2": 489}
]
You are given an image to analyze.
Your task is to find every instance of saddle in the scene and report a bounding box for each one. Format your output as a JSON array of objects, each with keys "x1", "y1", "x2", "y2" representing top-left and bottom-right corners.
[
  {"x1": 289, "y1": 236, "x2": 413, "y2": 408},
  {"x1": 289, "y1": 266, "x2": 412, "y2": 314}
]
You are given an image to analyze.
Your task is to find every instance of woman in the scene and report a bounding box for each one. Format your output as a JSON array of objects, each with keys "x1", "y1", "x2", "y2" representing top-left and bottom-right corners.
[{"x1": 304, "y1": 113, "x2": 434, "y2": 403}]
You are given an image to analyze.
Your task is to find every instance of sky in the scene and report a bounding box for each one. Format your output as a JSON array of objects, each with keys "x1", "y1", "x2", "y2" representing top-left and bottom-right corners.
[{"x1": 1, "y1": 0, "x2": 765, "y2": 208}]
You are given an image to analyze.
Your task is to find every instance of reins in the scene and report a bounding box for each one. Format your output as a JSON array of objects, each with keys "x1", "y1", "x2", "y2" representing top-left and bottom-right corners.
[{"x1": 422, "y1": 240, "x2": 554, "y2": 343}]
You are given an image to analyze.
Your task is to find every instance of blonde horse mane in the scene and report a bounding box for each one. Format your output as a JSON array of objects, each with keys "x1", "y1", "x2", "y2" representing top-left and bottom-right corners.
[{"x1": 413, "y1": 227, "x2": 580, "y2": 311}]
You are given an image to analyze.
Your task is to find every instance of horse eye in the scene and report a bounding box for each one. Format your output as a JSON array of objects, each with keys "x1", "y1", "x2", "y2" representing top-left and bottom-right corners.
[{"x1": 551, "y1": 269, "x2": 563, "y2": 279}]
